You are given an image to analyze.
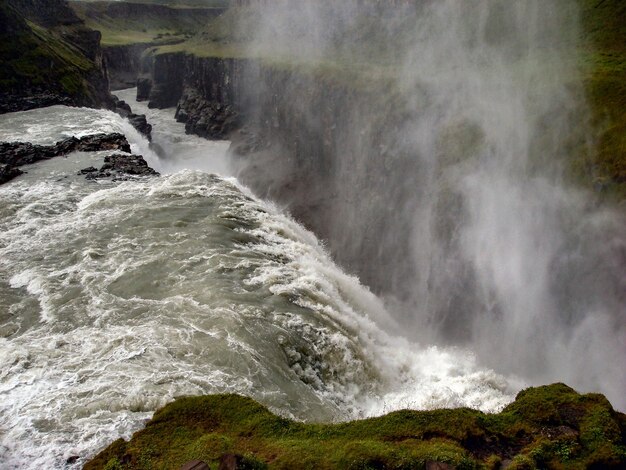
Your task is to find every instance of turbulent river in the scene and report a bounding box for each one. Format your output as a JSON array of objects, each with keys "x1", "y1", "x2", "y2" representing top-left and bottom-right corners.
[{"x1": 0, "y1": 91, "x2": 519, "y2": 468}]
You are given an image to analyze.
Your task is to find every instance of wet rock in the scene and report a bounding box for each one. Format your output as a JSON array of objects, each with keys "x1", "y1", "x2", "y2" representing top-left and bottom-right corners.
[
  {"x1": 66, "y1": 455, "x2": 79, "y2": 464},
  {"x1": 0, "y1": 133, "x2": 130, "y2": 168},
  {"x1": 136, "y1": 77, "x2": 153, "y2": 102},
  {"x1": 83, "y1": 153, "x2": 159, "y2": 180},
  {"x1": 175, "y1": 105, "x2": 189, "y2": 123},
  {"x1": 112, "y1": 95, "x2": 132, "y2": 117},
  {"x1": 180, "y1": 460, "x2": 209, "y2": 470},
  {"x1": 69, "y1": 133, "x2": 131, "y2": 153},
  {"x1": 0, "y1": 141, "x2": 56, "y2": 166},
  {"x1": 127, "y1": 114, "x2": 153, "y2": 139},
  {"x1": 177, "y1": 87, "x2": 240, "y2": 140},
  {"x1": 112, "y1": 95, "x2": 153, "y2": 140},
  {"x1": 0, "y1": 163, "x2": 24, "y2": 185}
]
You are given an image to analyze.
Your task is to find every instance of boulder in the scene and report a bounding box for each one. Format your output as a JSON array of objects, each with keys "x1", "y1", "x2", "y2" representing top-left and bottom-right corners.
[
  {"x1": 83, "y1": 153, "x2": 159, "y2": 180},
  {"x1": 0, "y1": 163, "x2": 24, "y2": 185},
  {"x1": 111, "y1": 94, "x2": 152, "y2": 139},
  {"x1": 136, "y1": 77, "x2": 153, "y2": 102},
  {"x1": 127, "y1": 114, "x2": 153, "y2": 140},
  {"x1": 0, "y1": 133, "x2": 132, "y2": 185}
]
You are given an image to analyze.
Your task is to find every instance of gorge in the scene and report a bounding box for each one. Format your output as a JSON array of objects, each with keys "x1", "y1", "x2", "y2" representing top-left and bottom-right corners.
[
  {"x1": 0, "y1": 0, "x2": 625, "y2": 469},
  {"x1": 134, "y1": 0, "x2": 626, "y2": 410}
]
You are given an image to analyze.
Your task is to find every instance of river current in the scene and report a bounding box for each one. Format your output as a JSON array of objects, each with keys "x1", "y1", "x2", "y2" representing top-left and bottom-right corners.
[{"x1": 0, "y1": 91, "x2": 517, "y2": 468}]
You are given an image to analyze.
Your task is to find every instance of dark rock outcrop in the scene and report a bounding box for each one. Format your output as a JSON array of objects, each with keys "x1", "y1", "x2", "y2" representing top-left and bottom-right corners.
[
  {"x1": 0, "y1": 133, "x2": 131, "y2": 184},
  {"x1": 82, "y1": 153, "x2": 159, "y2": 180},
  {"x1": 0, "y1": 133, "x2": 130, "y2": 166},
  {"x1": 136, "y1": 77, "x2": 153, "y2": 102},
  {"x1": 176, "y1": 87, "x2": 240, "y2": 139},
  {"x1": 112, "y1": 96, "x2": 132, "y2": 116},
  {"x1": 139, "y1": 52, "x2": 253, "y2": 139},
  {"x1": 127, "y1": 114, "x2": 153, "y2": 139},
  {"x1": 112, "y1": 95, "x2": 153, "y2": 140},
  {"x1": 0, "y1": 164, "x2": 24, "y2": 185}
]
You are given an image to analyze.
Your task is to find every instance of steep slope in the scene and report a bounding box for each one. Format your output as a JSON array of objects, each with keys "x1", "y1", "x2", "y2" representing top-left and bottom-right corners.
[{"x1": 0, "y1": 0, "x2": 112, "y2": 113}]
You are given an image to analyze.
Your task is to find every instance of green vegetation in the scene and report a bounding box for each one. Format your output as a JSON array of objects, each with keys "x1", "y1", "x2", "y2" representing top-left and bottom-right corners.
[
  {"x1": 148, "y1": 0, "x2": 626, "y2": 203},
  {"x1": 86, "y1": 384, "x2": 626, "y2": 470},
  {"x1": 579, "y1": 0, "x2": 626, "y2": 200},
  {"x1": 0, "y1": 3, "x2": 96, "y2": 104},
  {"x1": 70, "y1": 1, "x2": 224, "y2": 46}
]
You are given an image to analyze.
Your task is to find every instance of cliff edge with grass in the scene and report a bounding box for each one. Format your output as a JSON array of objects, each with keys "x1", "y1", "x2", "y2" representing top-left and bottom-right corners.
[{"x1": 86, "y1": 384, "x2": 626, "y2": 469}]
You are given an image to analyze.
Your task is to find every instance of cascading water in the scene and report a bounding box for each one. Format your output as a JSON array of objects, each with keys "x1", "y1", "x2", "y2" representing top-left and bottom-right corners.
[
  {"x1": 1, "y1": 1, "x2": 624, "y2": 467},
  {"x1": 232, "y1": 0, "x2": 626, "y2": 411},
  {"x1": 397, "y1": 0, "x2": 626, "y2": 407},
  {"x1": 0, "y1": 104, "x2": 515, "y2": 468}
]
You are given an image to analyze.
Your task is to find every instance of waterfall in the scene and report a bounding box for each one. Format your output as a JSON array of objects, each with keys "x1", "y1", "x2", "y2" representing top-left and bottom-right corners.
[{"x1": 234, "y1": 0, "x2": 626, "y2": 409}]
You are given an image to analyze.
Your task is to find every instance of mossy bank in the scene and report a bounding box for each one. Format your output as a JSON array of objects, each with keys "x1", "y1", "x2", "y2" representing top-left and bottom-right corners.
[{"x1": 86, "y1": 384, "x2": 626, "y2": 470}]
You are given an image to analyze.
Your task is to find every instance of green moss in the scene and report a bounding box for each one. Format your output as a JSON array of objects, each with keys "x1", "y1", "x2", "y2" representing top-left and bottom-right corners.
[
  {"x1": 85, "y1": 384, "x2": 626, "y2": 470},
  {"x1": 578, "y1": 0, "x2": 626, "y2": 199},
  {"x1": 0, "y1": 4, "x2": 98, "y2": 103}
]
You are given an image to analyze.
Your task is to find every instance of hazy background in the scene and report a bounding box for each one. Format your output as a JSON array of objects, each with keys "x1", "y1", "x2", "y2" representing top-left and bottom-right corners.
[{"x1": 229, "y1": 0, "x2": 626, "y2": 409}]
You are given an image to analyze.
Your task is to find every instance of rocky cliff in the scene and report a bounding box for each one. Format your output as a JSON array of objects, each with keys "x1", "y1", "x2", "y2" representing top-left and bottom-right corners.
[
  {"x1": 138, "y1": 50, "x2": 420, "y2": 302},
  {"x1": 135, "y1": 0, "x2": 626, "y2": 328},
  {"x1": 70, "y1": 1, "x2": 226, "y2": 90},
  {"x1": 0, "y1": 0, "x2": 112, "y2": 113}
]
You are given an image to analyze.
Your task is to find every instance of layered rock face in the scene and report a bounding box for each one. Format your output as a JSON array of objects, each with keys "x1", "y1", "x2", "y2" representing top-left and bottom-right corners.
[
  {"x1": 104, "y1": 44, "x2": 154, "y2": 91},
  {"x1": 139, "y1": 53, "x2": 253, "y2": 139},
  {"x1": 0, "y1": 0, "x2": 112, "y2": 113}
]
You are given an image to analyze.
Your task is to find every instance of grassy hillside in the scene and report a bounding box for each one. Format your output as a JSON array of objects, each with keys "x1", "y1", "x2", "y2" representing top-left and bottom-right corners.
[
  {"x1": 0, "y1": 1, "x2": 109, "y2": 112},
  {"x1": 86, "y1": 384, "x2": 626, "y2": 470},
  {"x1": 70, "y1": 1, "x2": 224, "y2": 46}
]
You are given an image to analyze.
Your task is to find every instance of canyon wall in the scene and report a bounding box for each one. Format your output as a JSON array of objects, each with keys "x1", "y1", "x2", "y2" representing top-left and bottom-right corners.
[
  {"x1": 139, "y1": 51, "x2": 421, "y2": 304},
  {"x1": 70, "y1": 1, "x2": 226, "y2": 90},
  {"x1": 100, "y1": 0, "x2": 626, "y2": 407},
  {"x1": 0, "y1": 0, "x2": 112, "y2": 113}
]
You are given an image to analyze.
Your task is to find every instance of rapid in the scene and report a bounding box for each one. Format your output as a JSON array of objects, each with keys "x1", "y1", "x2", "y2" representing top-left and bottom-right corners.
[{"x1": 0, "y1": 96, "x2": 516, "y2": 468}]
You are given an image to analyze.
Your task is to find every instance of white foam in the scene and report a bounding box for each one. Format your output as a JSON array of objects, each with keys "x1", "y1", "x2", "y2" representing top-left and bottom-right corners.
[{"x1": 0, "y1": 113, "x2": 517, "y2": 468}]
